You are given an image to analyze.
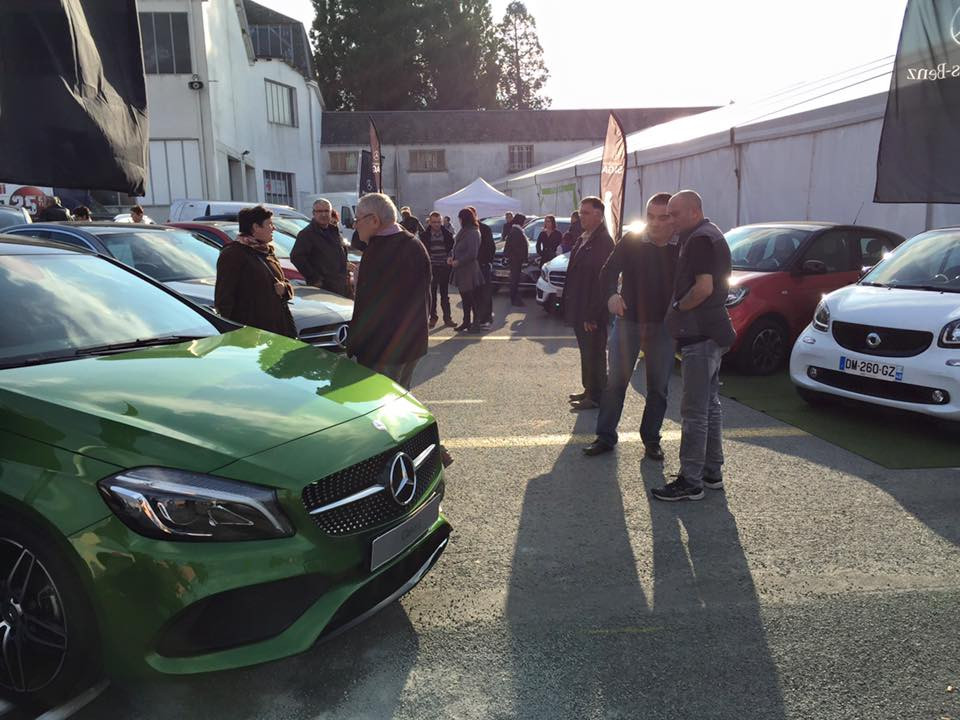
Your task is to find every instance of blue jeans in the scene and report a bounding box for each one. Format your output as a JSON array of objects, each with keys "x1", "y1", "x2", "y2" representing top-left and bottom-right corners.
[
  {"x1": 679, "y1": 339, "x2": 725, "y2": 486},
  {"x1": 596, "y1": 319, "x2": 675, "y2": 447}
]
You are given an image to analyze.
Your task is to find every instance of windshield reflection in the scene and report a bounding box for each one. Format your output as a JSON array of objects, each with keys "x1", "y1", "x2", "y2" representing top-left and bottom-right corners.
[{"x1": 862, "y1": 230, "x2": 960, "y2": 291}]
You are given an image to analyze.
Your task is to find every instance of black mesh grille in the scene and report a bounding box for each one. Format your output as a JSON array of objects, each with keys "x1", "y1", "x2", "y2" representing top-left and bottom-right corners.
[
  {"x1": 302, "y1": 424, "x2": 440, "y2": 535},
  {"x1": 809, "y1": 367, "x2": 949, "y2": 405},
  {"x1": 832, "y1": 321, "x2": 932, "y2": 357},
  {"x1": 548, "y1": 271, "x2": 566, "y2": 287}
]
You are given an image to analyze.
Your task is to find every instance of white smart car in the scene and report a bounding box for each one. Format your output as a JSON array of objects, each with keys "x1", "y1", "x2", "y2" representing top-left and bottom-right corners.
[
  {"x1": 790, "y1": 226, "x2": 960, "y2": 420},
  {"x1": 535, "y1": 252, "x2": 569, "y2": 312}
]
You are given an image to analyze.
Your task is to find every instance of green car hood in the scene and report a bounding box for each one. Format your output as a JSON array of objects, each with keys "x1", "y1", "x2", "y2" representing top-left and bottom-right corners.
[{"x1": 0, "y1": 328, "x2": 406, "y2": 472}]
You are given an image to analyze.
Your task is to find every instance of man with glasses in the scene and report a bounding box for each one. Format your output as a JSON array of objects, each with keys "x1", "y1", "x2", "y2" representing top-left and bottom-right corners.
[{"x1": 291, "y1": 198, "x2": 350, "y2": 297}]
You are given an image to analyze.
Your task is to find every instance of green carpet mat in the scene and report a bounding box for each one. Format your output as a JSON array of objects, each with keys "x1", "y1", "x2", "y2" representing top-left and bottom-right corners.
[{"x1": 717, "y1": 369, "x2": 960, "y2": 469}]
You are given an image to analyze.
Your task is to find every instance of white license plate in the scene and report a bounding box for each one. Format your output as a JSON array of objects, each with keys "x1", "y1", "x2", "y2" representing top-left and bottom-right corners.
[
  {"x1": 838, "y1": 356, "x2": 904, "y2": 382},
  {"x1": 493, "y1": 269, "x2": 510, "y2": 278},
  {"x1": 370, "y1": 494, "x2": 441, "y2": 571}
]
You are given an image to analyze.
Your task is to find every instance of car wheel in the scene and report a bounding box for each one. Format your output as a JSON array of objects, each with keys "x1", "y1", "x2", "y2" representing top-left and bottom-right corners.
[
  {"x1": 796, "y1": 386, "x2": 837, "y2": 407},
  {"x1": 0, "y1": 511, "x2": 101, "y2": 712},
  {"x1": 737, "y1": 318, "x2": 788, "y2": 375}
]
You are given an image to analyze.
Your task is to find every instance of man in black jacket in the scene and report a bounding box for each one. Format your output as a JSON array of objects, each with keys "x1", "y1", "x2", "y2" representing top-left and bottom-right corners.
[
  {"x1": 565, "y1": 197, "x2": 615, "y2": 410},
  {"x1": 583, "y1": 193, "x2": 678, "y2": 459},
  {"x1": 472, "y1": 206, "x2": 496, "y2": 327},
  {"x1": 291, "y1": 199, "x2": 350, "y2": 297},
  {"x1": 419, "y1": 212, "x2": 455, "y2": 327},
  {"x1": 504, "y1": 213, "x2": 528, "y2": 307},
  {"x1": 346, "y1": 193, "x2": 431, "y2": 389},
  {"x1": 400, "y1": 206, "x2": 425, "y2": 235}
]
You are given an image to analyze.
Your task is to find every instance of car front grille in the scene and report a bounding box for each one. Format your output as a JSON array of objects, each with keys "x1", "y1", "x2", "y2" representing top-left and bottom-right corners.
[
  {"x1": 809, "y1": 366, "x2": 949, "y2": 405},
  {"x1": 299, "y1": 322, "x2": 349, "y2": 351},
  {"x1": 301, "y1": 424, "x2": 441, "y2": 535},
  {"x1": 831, "y1": 321, "x2": 932, "y2": 357},
  {"x1": 548, "y1": 271, "x2": 566, "y2": 287}
]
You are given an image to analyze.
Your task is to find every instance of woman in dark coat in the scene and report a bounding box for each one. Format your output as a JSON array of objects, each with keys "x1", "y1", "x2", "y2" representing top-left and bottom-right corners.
[
  {"x1": 536, "y1": 214, "x2": 563, "y2": 264},
  {"x1": 450, "y1": 207, "x2": 484, "y2": 331},
  {"x1": 215, "y1": 205, "x2": 297, "y2": 338}
]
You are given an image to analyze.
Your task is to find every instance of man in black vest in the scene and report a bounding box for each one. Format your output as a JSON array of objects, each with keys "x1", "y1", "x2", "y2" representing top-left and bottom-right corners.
[
  {"x1": 565, "y1": 197, "x2": 615, "y2": 410},
  {"x1": 583, "y1": 192, "x2": 678, "y2": 459},
  {"x1": 652, "y1": 190, "x2": 736, "y2": 502},
  {"x1": 291, "y1": 199, "x2": 350, "y2": 297}
]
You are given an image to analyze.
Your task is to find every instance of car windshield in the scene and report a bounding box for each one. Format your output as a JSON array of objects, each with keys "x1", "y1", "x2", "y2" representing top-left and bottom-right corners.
[
  {"x1": 861, "y1": 229, "x2": 960, "y2": 292},
  {"x1": 270, "y1": 229, "x2": 296, "y2": 258},
  {"x1": 524, "y1": 219, "x2": 571, "y2": 239},
  {"x1": 273, "y1": 216, "x2": 309, "y2": 238},
  {"x1": 94, "y1": 228, "x2": 220, "y2": 282},
  {"x1": 0, "y1": 253, "x2": 218, "y2": 368},
  {"x1": 725, "y1": 226, "x2": 813, "y2": 271}
]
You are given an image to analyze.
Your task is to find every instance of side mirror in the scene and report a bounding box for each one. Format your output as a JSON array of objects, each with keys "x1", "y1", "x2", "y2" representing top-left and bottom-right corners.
[
  {"x1": 800, "y1": 259, "x2": 828, "y2": 275},
  {"x1": 858, "y1": 264, "x2": 875, "y2": 279}
]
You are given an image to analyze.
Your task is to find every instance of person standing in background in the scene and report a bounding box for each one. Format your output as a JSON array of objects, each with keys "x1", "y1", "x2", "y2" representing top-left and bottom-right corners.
[
  {"x1": 419, "y1": 212, "x2": 456, "y2": 328},
  {"x1": 450, "y1": 208, "x2": 484, "y2": 332}
]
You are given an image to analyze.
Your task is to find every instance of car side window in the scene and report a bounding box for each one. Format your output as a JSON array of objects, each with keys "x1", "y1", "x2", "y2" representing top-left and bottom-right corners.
[
  {"x1": 857, "y1": 233, "x2": 898, "y2": 267},
  {"x1": 801, "y1": 230, "x2": 857, "y2": 272},
  {"x1": 46, "y1": 231, "x2": 93, "y2": 250}
]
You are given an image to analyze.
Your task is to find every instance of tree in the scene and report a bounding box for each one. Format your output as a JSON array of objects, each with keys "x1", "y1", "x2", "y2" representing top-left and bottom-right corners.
[
  {"x1": 310, "y1": 0, "x2": 502, "y2": 111},
  {"x1": 496, "y1": 1, "x2": 550, "y2": 110}
]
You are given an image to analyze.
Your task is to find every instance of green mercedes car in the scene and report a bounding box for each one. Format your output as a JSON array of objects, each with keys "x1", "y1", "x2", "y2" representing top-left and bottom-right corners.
[{"x1": 0, "y1": 236, "x2": 450, "y2": 710}]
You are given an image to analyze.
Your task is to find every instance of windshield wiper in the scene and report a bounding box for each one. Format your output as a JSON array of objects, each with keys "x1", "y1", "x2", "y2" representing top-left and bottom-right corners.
[
  {"x1": 73, "y1": 335, "x2": 210, "y2": 357},
  {"x1": 859, "y1": 281, "x2": 886, "y2": 287},
  {"x1": 888, "y1": 283, "x2": 960, "y2": 293}
]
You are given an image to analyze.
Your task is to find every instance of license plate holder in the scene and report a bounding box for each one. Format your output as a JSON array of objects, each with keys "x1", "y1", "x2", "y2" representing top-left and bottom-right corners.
[
  {"x1": 370, "y1": 494, "x2": 441, "y2": 571},
  {"x1": 838, "y1": 355, "x2": 904, "y2": 382},
  {"x1": 493, "y1": 269, "x2": 510, "y2": 278}
]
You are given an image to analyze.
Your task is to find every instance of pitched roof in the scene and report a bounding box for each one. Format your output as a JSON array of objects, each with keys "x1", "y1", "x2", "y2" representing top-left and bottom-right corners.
[{"x1": 321, "y1": 107, "x2": 716, "y2": 145}]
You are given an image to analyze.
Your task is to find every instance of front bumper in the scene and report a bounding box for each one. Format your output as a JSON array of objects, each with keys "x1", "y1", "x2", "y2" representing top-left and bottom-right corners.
[
  {"x1": 789, "y1": 325, "x2": 960, "y2": 420},
  {"x1": 535, "y1": 276, "x2": 562, "y2": 306},
  {"x1": 298, "y1": 321, "x2": 350, "y2": 352},
  {"x1": 491, "y1": 261, "x2": 539, "y2": 287}
]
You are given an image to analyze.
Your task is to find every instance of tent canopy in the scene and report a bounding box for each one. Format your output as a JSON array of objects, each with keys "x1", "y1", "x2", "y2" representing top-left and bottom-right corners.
[{"x1": 434, "y1": 177, "x2": 521, "y2": 221}]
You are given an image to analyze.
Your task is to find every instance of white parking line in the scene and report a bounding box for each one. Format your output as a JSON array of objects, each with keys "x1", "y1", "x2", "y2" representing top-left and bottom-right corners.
[
  {"x1": 36, "y1": 679, "x2": 109, "y2": 720},
  {"x1": 442, "y1": 426, "x2": 806, "y2": 449},
  {"x1": 428, "y1": 335, "x2": 576, "y2": 342},
  {"x1": 417, "y1": 399, "x2": 485, "y2": 405}
]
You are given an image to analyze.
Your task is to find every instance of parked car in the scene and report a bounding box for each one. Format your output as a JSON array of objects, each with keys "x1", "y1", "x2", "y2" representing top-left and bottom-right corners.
[
  {"x1": 0, "y1": 205, "x2": 31, "y2": 229},
  {"x1": 522, "y1": 216, "x2": 571, "y2": 243},
  {"x1": 790, "y1": 226, "x2": 960, "y2": 420},
  {"x1": 724, "y1": 222, "x2": 905, "y2": 374},
  {"x1": 0, "y1": 234, "x2": 450, "y2": 709},
  {"x1": 535, "y1": 251, "x2": 569, "y2": 312},
  {"x1": 167, "y1": 220, "x2": 305, "y2": 281},
  {"x1": 5, "y1": 222, "x2": 353, "y2": 350},
  {"x1": 113, "y1": 211, "x2": 156, "y2": 224},
  {"x1": 196, "y1": 213, "x2": 362, "y2": 264},
  {"x1": 168, "y1": 199, "x2": 308, "y2": 223}
]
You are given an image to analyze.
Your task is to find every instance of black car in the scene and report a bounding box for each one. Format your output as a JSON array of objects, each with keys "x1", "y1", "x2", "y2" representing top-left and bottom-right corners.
[
  {"x1": 491, "y1": 216, "x2": 571, "y2": 291},
  {"x1": 5, "y1": 222, "x2": 353, "y2": 350}
]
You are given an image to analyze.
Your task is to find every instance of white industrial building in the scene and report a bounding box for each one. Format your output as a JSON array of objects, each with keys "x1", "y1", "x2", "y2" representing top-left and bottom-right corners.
[
  {"x1": 319, "y1": 108, "x2": 712, "y2": 219},
  {"x1": 137, "y1": 0, "x2": 324, "y2": 218},
  {"x1": 495, "y1": 57, "x2": 959, "y2": 238}
]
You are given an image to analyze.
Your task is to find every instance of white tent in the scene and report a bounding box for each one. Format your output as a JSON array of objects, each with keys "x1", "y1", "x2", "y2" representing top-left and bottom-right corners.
[{"x1": 434, "y1": 177, "x2": 521, "y2": 221}]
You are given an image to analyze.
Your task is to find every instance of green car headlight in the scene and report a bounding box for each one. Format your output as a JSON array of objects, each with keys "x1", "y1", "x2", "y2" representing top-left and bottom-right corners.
[{"x1": 98, "y1": 467, "x2": 294, "y2": 541}]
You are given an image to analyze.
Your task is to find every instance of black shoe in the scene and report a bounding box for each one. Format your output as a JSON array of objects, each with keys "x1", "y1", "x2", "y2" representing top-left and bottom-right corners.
[
  {"x1": 583, "y1": 439, "x2": 614, "y2": 456},
  {"x1": 703, "y1": 474, "x2": 724, "y2": 490},
  {"x1": 443, "y1": 317, "x2": 457, "y2": 327},
  {"x1": 429, "y1": 316, "x2": 438, "y2": 329},
  {"x1": 568, "y1": 391, "x2": 587, "y2": 401},
  {"x1": 439, "y1": 444, "x2": 454, "y2": 467},
  {"x1": 467, "y1": 324, "x2": 484, "y2": 333},
  {"x1": 455, "y1": 323, "x2": 471, "y2": 332},
  {"x1": 643, "y1": 444, "x2": 665, "y2": 462},
  {"x1": 570, "y1": 398, "x2": 599, "y2": 411},
  {"x1": 651, "y1": 476, "x2": 704, "y2": 502}
]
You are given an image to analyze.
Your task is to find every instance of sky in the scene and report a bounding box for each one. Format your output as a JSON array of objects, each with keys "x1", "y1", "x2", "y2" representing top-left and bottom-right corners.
[{"x1": 256, "y1": 0, "x2": 909, "y2": 108}]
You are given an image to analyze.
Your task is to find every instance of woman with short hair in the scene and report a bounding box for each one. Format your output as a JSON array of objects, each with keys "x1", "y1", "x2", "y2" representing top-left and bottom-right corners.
[
  {"x1": 536, "y1": 215, "x2": 563, "y2": 264},
  {"x1": 214, "y1": 205, "x2": 297, "y2": 338}
]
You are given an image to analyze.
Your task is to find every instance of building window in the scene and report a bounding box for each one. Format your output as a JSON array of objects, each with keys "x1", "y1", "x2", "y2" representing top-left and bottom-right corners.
[
  {"x1": 265, "y1": 80, "x2": 297, "y2": 127},
  {"x1": 251, "y1": 24, "x2": 295, "y2": 65},
  {"x1": 264, "y1": 170, "x2": 295, "y2": 206},
  {"x1": 409, "y1": 149, "x2": 446, "y2": 172},
  {"x1": 140, "y1": 12, "x2": 192, "y2": 75},
  {"x1": 329, "y1": 151, "x2": 357, "y2": 175},
  {"x1": 508, "y1": 145, "x2": 534, "y2": 172}
]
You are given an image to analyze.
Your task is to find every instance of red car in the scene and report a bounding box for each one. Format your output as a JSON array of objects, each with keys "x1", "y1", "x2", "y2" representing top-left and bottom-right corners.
[
  {"x1": 724, "y1": 222, "x2": 905, "y2": 374},
  {"x1": 167, "y1": 220, "x2": 305, "y2": 281}
]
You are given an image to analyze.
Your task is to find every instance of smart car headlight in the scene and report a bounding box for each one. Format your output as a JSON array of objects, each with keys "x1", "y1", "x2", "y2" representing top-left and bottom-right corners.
[
  {"x1": 98, "y1": 467, "x2": 294, "y2": 541},
  {"x1": 725, "y1": 286, "x2": 749, "y2": 307},
  {"x1": 812, "y1": 300, "x2": 831, "y2": 332},
  {"x1": 541, "y1": 266, "x2": 549, "y2": 281},
  {"x1": 939, "y1": 318, "x2": 960, "y2": 348}
]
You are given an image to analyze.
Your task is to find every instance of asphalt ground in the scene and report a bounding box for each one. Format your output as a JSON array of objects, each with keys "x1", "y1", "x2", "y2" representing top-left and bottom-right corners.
[{"x1": 27, "y1": 291, "x2": 960, "y2": 719}]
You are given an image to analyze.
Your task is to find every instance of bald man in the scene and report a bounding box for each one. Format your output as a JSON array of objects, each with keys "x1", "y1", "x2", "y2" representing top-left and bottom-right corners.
[{"x1": 652, "y1": 190, "x2": 735, "y2": 502}]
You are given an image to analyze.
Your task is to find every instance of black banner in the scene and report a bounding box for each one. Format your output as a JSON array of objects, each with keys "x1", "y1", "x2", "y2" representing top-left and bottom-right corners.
[
  {"x1": 600, "y1": 112, "x2": 627, "y2": 239},
  {"x1": 876, "y1": 0, "x2": 960, "y2": 202},
  {"x1": 368, "y1": 116, "x2": 383, "y2": 194},
  {"x1": 0, "y1": 0, "x2": 148, "y2": 194},
  {"x1": 359, "y1": 150, "x2": 377, "y2": 196}
]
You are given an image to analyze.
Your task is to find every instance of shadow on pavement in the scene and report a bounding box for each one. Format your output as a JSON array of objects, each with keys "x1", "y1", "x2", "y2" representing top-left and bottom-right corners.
[{"x1": 505, "y1": 407, "x2": 786, "y2": 718}]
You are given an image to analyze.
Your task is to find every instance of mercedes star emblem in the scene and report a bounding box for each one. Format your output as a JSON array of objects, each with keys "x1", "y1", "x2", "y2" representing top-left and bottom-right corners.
[
  {"x1": 952, "y1": 6, "x2": 960, "y2": 46},
  {"x1": 388, "y1": 452, "x2": 417, "y2": 506},
  {"x1": 866, "y1": 332, "x2": 882, "y2": 348},
  {"x1": 335, "y1": 324, "x2": 349, "y2": 348}
]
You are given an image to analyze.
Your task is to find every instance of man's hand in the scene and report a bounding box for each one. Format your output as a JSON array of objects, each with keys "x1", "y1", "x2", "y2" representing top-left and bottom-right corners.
[
  {"x1": 608, "y1": 294, "x2": 626, "y2": 317},
  {"x1": 274, "y1": 281, "x2": 287, "y2": 297},
  {"x1": 584, "y1": 321, "x2": 598, "y2": 332},
  {"x1": 347, "y1": 261, "x2": 358, "y2": 274}
]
